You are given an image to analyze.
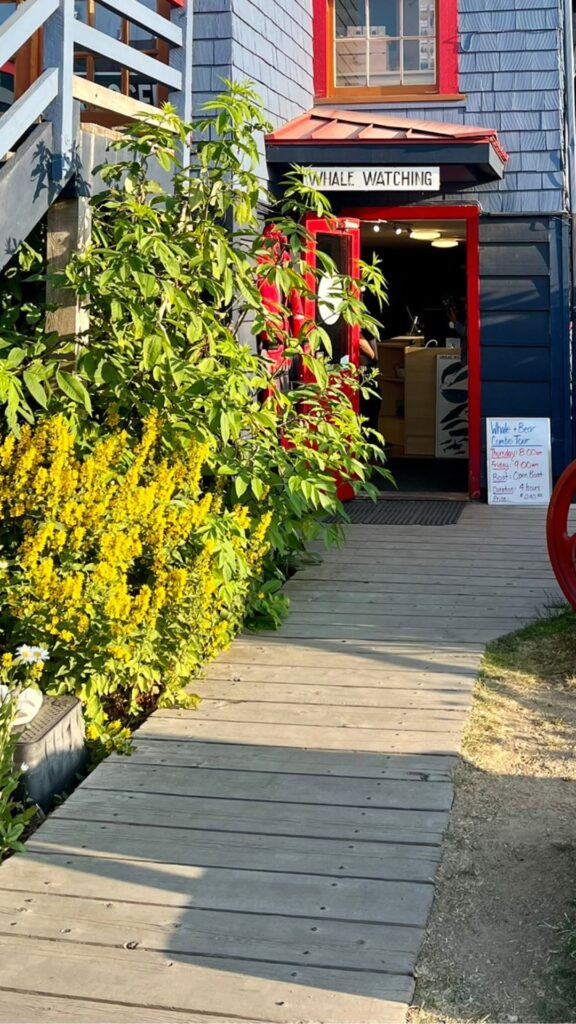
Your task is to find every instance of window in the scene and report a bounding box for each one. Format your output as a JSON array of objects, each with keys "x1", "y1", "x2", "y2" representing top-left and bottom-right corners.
[
  {"x1": 313, "y1": 0, "x2": 459, "y2": 100},
  {"x1": 334, "y1": 0, "x2": 436, "y2": 89}
]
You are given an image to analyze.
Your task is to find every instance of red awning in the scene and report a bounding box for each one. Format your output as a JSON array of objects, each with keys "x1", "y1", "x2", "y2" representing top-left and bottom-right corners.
[{"x1": 266, "y1": 107, "x2": 508, "y2": 165}]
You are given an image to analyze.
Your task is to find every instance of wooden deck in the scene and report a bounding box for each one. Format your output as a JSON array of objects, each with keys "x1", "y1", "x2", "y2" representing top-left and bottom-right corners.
[{"x1": 0, "y1": 505, "x2": 563, "y2": 1023}]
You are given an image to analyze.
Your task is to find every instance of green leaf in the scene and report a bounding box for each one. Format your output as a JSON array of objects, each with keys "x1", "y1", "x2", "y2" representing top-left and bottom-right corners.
[
  {"x1": 5, "y1": 348, "x2": 26, "y2": 369},
  {"x1": 56, "y1": 369, "x2": 92, "y2": 413},
  {"x1": 234, "y1": 475, "x2": 248, "y2": 498},
  {"x1": 251, "y1": 477, "x2": 265, "y2": 500},
  {"x1": 142, "y1": 335, "x2": 163, "y2": 370},
  {"x1": 23, "y1": 370, "x2": 47, "y2": 409}
]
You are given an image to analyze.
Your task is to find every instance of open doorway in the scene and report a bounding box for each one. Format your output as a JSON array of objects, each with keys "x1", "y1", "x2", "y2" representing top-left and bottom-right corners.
[{"x1": 346, "y1": 205, "x2": 480, "y2": 498}]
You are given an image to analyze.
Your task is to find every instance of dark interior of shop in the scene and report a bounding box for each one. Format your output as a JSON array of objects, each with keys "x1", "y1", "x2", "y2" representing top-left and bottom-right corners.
[{"x1": 361, "y1": 219, "x2": 469, "y2": 494}]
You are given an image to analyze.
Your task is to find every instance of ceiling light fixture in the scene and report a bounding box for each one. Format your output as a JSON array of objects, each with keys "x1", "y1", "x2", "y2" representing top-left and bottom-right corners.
[
  {"x1": 395, "y1": 227, "x2": 403, "y2": 235},
  {"x1": 410, "y1": 229, "x2": 441, "y2": 241},
  {"x1": 373, "y1": 224, "x2": 381, "y2": 233},
  {"x1": 431, "y1": 238, "x2": 459, "y2": 249}
]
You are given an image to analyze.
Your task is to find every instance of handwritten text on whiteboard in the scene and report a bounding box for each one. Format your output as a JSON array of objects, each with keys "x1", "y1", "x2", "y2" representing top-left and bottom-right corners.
[{"x1": 487, "y1": 418, "x2": 552, "y2": 506}]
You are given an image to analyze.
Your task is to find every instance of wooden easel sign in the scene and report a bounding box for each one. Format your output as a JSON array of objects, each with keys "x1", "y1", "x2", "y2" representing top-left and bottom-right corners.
[{"x1": 487, "y1": 418, "x2": 552, "y2": 506}]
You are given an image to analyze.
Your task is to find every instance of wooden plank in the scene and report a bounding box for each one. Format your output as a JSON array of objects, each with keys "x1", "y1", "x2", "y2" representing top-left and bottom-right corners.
[
  {"x1": 283, "y1": 608, "x2": 534, "y2": 623},
  {"x1": 126, "y1": 741, "x2": 458, "y2": 779},
  {"x1": 196, "y1": 682, "x2": 474, "y2": 708},
  {"x1": 294, "y1": 567, "x2": 556, "y2": 582},
  {"x1": 28, "y1": 822, "x2": 441, "y2": 884},
  {"x1": 270, "y1": 624, "x2": 527, "y2": 643},
  {"x1": 283, "y1": 585, "x2": 552, "y2": 604},
  {"x1": 0, "y1": 854, "x2": 436, "y2": 926},
  {"x1": 138, "y1": 718, "x2": 465, "y2": 755},
  {"x1": 284, "y1": 597, "x2": 551, "y2": 615},
  {"x1": 0, "y1": 888, "x2": 424, "y2": 971},
  {"x1": 313, "y1": 551, "x2": 552, "y2": 566},
  {"x1": 89, "y1": 762, "x2": 455, "y2": 810},
  {"x1": 284, "y1": 580, "x2": 554, "y2": 597},
  {"x1": 97, "y1": 0, "x2": 183, "y2": 44},
  {"x1": 50, "y1": 788, "x2": 449, "y2": 842},
  {"x1": 0, "y1": 68, "x2": 59, "y2": 162},
  {"x1": 157, "y1": 703, "x2": 467, "y2": 734},
  {"x1": 0, "y1": 993, "x2": 214, "y2": 1024},
  {"x1": 72, "y1": 75, "x2": 168, "y2": 123},
  {"x1": 0, "y1": 935, "x2": 412, "y2": 1024},
  {"x1": 73, "y1": 22, "x2": 182, "y2": 90},
  {"x1": 205, "y1": 663, "x2": 479, "y2": 685},
  {"x1": 214, "y1": 643, "x2": 483, "y2": 670}
]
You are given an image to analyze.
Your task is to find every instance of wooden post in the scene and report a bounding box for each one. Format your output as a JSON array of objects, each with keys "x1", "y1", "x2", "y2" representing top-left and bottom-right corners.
[
  {"x1": 43, "y1": 0, "x2": 75, "y2": 182},
  {"x1": 46, "y1": 196, "x2": 91, "y2": 341}
]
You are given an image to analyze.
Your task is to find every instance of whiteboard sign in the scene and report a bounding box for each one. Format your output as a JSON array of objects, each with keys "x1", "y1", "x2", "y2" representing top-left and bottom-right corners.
[
  {"x1": 303, "y1": 166, "x2": 440, "y2": 191},
  {"x1": 487, "y1": 418, "x2": 552, "y2": 506}
]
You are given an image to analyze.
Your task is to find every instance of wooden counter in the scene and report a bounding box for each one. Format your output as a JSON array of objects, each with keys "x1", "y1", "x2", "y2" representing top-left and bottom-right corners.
[{"x1": 377, "y1": 339, "x2": 461, "y2": 456}]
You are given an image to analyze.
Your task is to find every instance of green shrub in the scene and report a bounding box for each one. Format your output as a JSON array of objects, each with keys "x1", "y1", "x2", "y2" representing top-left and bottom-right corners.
[{"x1": 0, "y1": 83, "x2": 389, "y2": 746}]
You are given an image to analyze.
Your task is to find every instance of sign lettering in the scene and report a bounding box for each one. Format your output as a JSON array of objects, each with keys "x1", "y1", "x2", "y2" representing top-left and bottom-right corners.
[{"x1": 303, "y1": 166, "x2": 441, "y2": 192}]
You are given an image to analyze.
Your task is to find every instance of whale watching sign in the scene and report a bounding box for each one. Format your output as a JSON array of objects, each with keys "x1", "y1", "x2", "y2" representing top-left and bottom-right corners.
[
  {"x1": 487, "y1": 418, "x2": 552, "y2": 506},
  {"x1": 303, "y1": 166, "x2": 441, "y2": 191}
]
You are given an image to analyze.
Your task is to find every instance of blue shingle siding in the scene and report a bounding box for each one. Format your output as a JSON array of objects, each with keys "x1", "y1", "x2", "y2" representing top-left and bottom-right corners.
[
  {"x1": 192, "y1": 2, "x2": 232, "y2": 111},
  {"x1": 479, "y1": 217, "x2": 571, "y2": 476},
  {"x1": 456, "y1": 0, "x2": 566, "y2": 214},
  {"x1": 230, "y1": 0, "x2": 314, "y2": 127}
]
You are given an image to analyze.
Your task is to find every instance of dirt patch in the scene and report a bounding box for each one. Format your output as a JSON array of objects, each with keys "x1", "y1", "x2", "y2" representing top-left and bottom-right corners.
[{"x1": 409, "y1": 609, "x2": 576, "y2": 1024}]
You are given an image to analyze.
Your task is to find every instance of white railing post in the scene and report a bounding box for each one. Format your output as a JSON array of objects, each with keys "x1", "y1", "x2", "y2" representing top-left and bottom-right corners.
[
  {"x1": 43, "y1": 0, "x2": 75, "y2": 183},
  {"x1": 169, "y1": 0, "x2": 193, "y2": 165}
]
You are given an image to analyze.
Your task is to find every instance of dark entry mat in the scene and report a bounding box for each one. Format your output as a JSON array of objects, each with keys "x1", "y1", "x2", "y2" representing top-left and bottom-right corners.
[{"x1": 342, "y1": 499, "x2": 466, "y2": 526}]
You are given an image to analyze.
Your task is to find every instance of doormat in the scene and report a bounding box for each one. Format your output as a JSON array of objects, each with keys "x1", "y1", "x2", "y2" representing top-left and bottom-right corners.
[{"x1": 342, "y1": 499, "x2": 466, "y2": 526}]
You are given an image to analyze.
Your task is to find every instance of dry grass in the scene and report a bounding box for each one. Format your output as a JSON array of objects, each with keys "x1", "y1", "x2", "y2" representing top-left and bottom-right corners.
[{"x1": 408, "y1": 607, "x2": 576, "y2": 1024}]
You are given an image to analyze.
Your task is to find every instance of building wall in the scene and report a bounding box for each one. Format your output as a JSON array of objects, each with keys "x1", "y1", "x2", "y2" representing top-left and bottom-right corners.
[
  {"x1": 330, "y1": 0, "x2": 567, "y2": 216},
  {"x1": 479, "y1": 215, "x2": 571, "y2": 476},
  {"x1": 193, "y1": 0, "x2": 314, "y2": 177},
  {"x1": 193, "y1": 0, "x2": 567, "y2": 213}
]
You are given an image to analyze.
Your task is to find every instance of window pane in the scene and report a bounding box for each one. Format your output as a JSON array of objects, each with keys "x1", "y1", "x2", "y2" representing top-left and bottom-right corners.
[
  {"x1": 94, "y1": 2, "x2": 122, "y2": 40},
  {"x1": 129, "y1": 72, "x2": 158, "y2": 105},
  {"x1": 335, "y1": 38, "x2": 367, "y2": 86},
  {"x1": 0, "y1": 66, "x2": 14, "y2": 113},
  {"x1": 0, "y1": 3, "x2": 17, "y2": 27},
  {"x1": 369, "y1": 37, "x2": 400, "y2": 85},
  {"x1": 403, "y1": 37, "x2": 435, "y2": 83},
  {"x1": 130, "y1": 0, "x2": 157, "y2": 44},
  {"x1": 416, "y1": 0, "x2": 436, "y2": 35},
  {"x1": 316, "y1": 234, "x2": 351, "y2": 366},
  {"x1": 73, "y1": 1, "x2": 88, "y2": 22},
  {"x1": 93, "y1": 56, "x2": 123, "y2": 91},
  {"x1": 73, "y1": 54, "x2": 88, "y2": 76},
  {"x1": 369, "y1": 0, "x2": 398, "y2": 38},
  {"x1": 335, "y1": 0, "x2": 366, "y2": 37}
]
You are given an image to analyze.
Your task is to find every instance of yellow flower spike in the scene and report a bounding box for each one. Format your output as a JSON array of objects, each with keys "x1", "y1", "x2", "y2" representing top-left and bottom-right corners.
[{"x1": 2, "y1": 653, "x2": 13, "y2": 668}]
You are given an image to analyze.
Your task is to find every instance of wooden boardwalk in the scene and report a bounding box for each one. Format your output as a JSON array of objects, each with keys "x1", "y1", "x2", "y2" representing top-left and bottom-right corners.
[{"x1": 0, "y1": 505, "x2": 563, "y2": 1023}]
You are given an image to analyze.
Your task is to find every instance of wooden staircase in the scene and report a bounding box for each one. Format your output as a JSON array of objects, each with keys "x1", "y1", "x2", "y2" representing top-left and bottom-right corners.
[{"x1": 0, "y1": 0, "x2": 192, "y2": 270}]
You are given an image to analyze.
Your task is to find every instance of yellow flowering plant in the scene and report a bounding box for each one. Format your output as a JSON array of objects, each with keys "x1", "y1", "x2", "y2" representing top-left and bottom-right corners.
[{"x1": 0, "y1": 413, "x2": 272, "y2": 751}]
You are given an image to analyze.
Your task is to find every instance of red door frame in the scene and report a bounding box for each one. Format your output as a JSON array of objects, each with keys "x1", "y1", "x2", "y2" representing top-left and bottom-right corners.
[
  {"x1": 341, "y1": 203, "x2": 481, "y2": 499},
  {"x1": 303, "y1": 214, "x2": 361, "y2": 408}
]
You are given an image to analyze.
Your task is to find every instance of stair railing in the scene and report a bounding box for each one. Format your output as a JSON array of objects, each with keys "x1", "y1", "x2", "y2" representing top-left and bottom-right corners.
[{"x1": 0, "y1": 0, "x2": 192, "y2": 177}]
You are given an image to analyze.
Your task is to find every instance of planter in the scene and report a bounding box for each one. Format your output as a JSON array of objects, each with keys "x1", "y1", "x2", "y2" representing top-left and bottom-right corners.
[{"x1": 14, "y1": 696, "x2": 86, "y2": 812}]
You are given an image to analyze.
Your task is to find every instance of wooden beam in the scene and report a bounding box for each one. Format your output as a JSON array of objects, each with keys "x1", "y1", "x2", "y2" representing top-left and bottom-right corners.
[
  {"x1": 72, "y1": 75, "x2": 169, "y2": 126},
  {"x1": 0, "y1": 67, "x2": 58, "y2": 163},
  {"x1": 73, "y1": 21, "x2": 182, "y2": 90},
  {"x1": 96, "y1": 0, "x2": 183, "y2": 46}
]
